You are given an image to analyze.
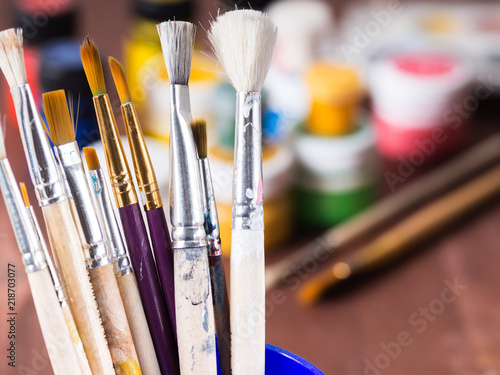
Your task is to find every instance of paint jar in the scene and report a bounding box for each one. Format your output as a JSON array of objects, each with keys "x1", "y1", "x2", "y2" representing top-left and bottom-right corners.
[
  {"x1": 209, "y1": 144, "x2": 294, "y2": 255},
  {"x1": 305, "y1": 62, "x2": 363, "y2": 136},
  {"x1": 294, "y1": 123, "x2": 377, "y2": 227},
  {"x1": 215, "y1": 342, "x2": 324, "y2": 374},
  {"x1": 369, "y1": 50, "x2": 473, "y2": 161}
]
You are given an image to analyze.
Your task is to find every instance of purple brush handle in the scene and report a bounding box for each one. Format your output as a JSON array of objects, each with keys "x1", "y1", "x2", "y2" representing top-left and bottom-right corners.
[
  {"x1": 118, "y1": 203, "x2": 180, "y2": 375},
  {"x1": 146, "y1": 207, "x2": 177, "y2": 339}
]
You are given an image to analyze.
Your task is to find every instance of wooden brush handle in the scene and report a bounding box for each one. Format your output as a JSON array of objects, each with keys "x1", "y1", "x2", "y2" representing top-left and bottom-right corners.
[
  {"x1": 230, "y1": 229, "x2": 265, "y2": 375},
  {"x1": 89, "y1": 263, "x2": 141, "y2": 374},
  {"x1": 174, "y1": 247, "x2": 217, "y2": 375},
  {"x1": 117, "y1": 272, "x2": 161, "y2": 375},
  {"x1": 60, "y1": 304, "x2": 92, "y2": 375},
  {"x1": 27, "y1": 268, "x2": 84, "y2": 375},
  {"x1": 42, "y1": 200, "x2": 114, "y2": 375}
]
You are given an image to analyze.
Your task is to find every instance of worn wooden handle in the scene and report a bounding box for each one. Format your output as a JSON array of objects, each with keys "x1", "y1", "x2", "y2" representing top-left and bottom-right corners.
[
  {"x1": 117, "y1": 272, "x2": 161, "y2": 375},
  {"x1": 231, "y1": 229, "x2": 265, "y2": 375},
  {"x1": 89, "y1": 263, "x2": 141, "y2": 375},
  {"x1": 61, "y1": 304, "x2": 92, "y2": 375},
  {"x1": 42, "y1": 200, "x2": 114, "y2": 375},
  {"x1": 174, "y1": 247, "x2": 217, "y2": 375},
  {"x1": 27, "y1": 268, "x2": 84, "y2": 375}
]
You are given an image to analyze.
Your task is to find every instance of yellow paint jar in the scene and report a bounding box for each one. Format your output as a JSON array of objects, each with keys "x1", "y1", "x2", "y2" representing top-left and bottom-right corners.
[
  {"x1": 209, "y1": 145, "x2": 294, "y2": 256},
  {"x1": 305, "y1": 62, "x2": 362, "y2": 136}
]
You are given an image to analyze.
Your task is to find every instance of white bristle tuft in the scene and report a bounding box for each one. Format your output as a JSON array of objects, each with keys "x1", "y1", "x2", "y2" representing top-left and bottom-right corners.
[
  {"x1": 157, "y1": 21, "x2": 196, "y2": 85},
  {"x1": 208, "y1": 9, "x2": 277, "y2": 93},
  {"x1": 0, "y1": 118, "x2": 6, "y2": 159},
  {"x1": 0, "y1": 28, "x2": 26, "y2": 89}
]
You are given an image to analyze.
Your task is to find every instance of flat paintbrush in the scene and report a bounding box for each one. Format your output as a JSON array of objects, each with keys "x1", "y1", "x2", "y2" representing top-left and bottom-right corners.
[
  {"x1": 43, "y1": 89, "x2": 141, "y2": 374},
  {"x1": 0, "y1": 28, "x2": 114, "y2": 375},
  {"x1": 157, "y1": 20, "x2": 217, "y2": 375},
  {"x1": 80, "y1": 37, "x2": 179, "y2": 375},
  {"x1": 84, "y1": 147, "x2": 161, "y2": 375},
  {"x1": 209, "y1": 10, "x2": 277, "y2": 374},
  {"x1": 109, "y1": 57, "x2": 177, "y2": 339},
  {"x1": 20, "y1": 182, "x2": 91, "y2": 375},
  {"x1": 0, "y1": 126, "x2": 85, "y2": 375},
  {"x1": 192, "y1": 119, "x2": 231, "y2": 375}
]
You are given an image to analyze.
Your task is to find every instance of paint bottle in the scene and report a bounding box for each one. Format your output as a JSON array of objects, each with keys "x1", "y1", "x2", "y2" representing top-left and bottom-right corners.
[
  {"x1": 294, "y1": 123, "x2": 377, "y2": 227},
  {"x1": 208, "y1": 144, "x2": 295, "y2": 255},
  {"x1": 368, "y1": 49, "x2": 473, "y2": 161}
]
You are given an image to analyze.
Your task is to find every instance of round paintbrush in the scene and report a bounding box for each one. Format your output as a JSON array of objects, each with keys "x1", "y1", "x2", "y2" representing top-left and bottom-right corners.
[
  {"x1": 43, "y1": 90, "x2": 141, "y2": 374},
  {"x1": 209, "y1": 10, "x2": 277, "y2": 375}
]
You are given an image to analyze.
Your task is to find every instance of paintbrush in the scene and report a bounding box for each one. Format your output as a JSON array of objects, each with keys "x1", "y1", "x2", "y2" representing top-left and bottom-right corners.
[
  {"x1": 108, "y1": 56, "x2": 177, "y2": 339},
  {"x1": 192, "y1": 119, "x2": 231, "y2": 375},
  {"x1": 84, "y1": 147, "x2": 161, "y2": 375},
  {"x1": 157, "y1": 20, "x2": 217, "y2": 375},
  {"x1": 209, "y1": 10, "x2": 276, "y2": 374},
  {"x1": 0, "y1": 28, "x2": 114, "y2": 375},
  {"x1": 0, "y1": 126, "x2": 85, "y2": 375},
  {"x1": 80, "y1": 37, "x2": 180, "y2": 375},
  {"x1": 43, "y1": 89, "x2": 141, "y2": 374},
  {"x1": 299, "y1": 163, "x2": 500, "y2": 304},
  {"x1": 266, "y1": 134, "x2": 500, "y2": 291},
  {"x1": 19, "y1": 182, "x2": 92, "y2": 375}
]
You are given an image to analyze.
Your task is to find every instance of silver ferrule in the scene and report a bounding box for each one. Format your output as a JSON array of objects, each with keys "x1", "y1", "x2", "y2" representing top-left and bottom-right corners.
[
  {"x1": 26, "y1": 205, "x2": 66, "y2": 305},
  {"x1": 53, "y1": 142, "x2": 110, "y2": 269},
  {"x1": 89, "y1": 168, "x2": 132, "y2": 276},
  {"x1": 199, "y1": 158, "x2": 222, "y2": 257},
  {"x1": 0, "y1": 160, "x2": 46, "y2": 273},
  {"x1": 11, "y1": 84, "x2": 65, "y2": 206},
  {"x1": 169, "y1": 84, "x2": 206, "y2": 249},
  {"x1": 232, "y1": 92, "x2": 264, "y2": 230}
]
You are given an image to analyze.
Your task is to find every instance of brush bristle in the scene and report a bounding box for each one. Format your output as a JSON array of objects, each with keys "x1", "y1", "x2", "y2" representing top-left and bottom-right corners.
[
  {"x1": 0, "y1": 28, "x2": 26, "y2": 88},
  {"x1": 108, "y1": 57, "x2": 131, "y2": 104},
  {"x1": 0, "y1": 120, "x2": 5, "y2": 159},
  {"x1": 191, "y1": 119, "x2": 207, "y2": 159},
  {"x1": 157, "y1": 21, "x2": 196, "y2": 85},
  {"x1": 83, "y1": 147, "x2": 101, "y2": 170},
  {"x1": 80, "y1": 37, "x2": 106, "y2": 95},
  {"x1": 208, "y1": 10, "x2": 277, "y2": 92},
  {"x1": 19, "y1": 182, "x2": 30, "y2": 207},
  {"x1": 43, "y1": 89, "x2": 75, "y2": 146}
]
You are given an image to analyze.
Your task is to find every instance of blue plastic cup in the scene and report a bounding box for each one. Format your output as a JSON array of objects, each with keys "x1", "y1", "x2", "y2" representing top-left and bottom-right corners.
[{"x1": 216, "y1": 341, "x2": 324, "y2": 374}]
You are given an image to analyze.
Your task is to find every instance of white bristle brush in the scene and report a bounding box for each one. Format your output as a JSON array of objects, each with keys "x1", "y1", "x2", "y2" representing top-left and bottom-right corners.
[{"x1": 209, "y1": 9, "x2": 277, "y2": 375}]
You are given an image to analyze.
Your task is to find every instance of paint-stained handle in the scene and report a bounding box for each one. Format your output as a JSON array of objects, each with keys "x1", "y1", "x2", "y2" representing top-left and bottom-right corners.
[
  {"x1": 174, "y1": 247, "x2": 217, "y2": 375},
  {"x1": 117, "y1": 272, "x2": 161, "y2": 375},
  {"x1": 27, "y1": 268, "x2": 84, "y2": 375},
  {"x1": 42, "y1": 200, "x2": 114, "y2": 375},
  {"x1": 89, "y1": 263, "x2": 141, "y2": 374},
  {"x1": 61, "y1": 304, "x2": 92, "y2": 375},
  {"x1": 209, "y1": 257, "x2": 231, "y2": 375},
  {"x1": 230, "y1": 229, "x2": 265, "y2": 375}
]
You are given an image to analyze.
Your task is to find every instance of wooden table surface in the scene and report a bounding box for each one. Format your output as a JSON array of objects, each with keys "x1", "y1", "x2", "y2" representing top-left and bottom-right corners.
[{"x1": 2, "y1": 1, "x2": 500, "y2": 374}]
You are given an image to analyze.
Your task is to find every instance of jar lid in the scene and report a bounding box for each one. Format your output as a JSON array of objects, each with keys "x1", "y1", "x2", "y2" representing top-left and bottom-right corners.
[{"x1": 306, "y1": 62, "x2": 362, "y2": 104}]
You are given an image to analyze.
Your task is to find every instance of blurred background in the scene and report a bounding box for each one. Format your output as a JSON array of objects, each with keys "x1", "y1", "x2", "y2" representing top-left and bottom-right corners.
[{"x1": 2, "y1": 0, "x2": 500, "y2": 374}]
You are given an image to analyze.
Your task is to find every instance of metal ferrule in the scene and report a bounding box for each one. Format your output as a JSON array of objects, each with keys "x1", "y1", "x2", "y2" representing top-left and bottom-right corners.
[
  {"x1": 54, "y1": 141, "x2": 110, "y2": 269},
  {"x1": 121, "y1": 103, "x2": 163, "y2": 211},
  {"x1": 199, "y1": 158, "x2": 222, "y2": 257},
  {"x1": 11, "y1": 84, "x2": 65, "y2": 206},
  {"x1": 0, "y1": 159, "x2": 46, "y2": 273},
  {"x1": 232, "y1": 92, "x2": 264, "y2": 230},
  {"x1": 89, "y1": 168, "x2": 132, "y2": 277},
  {"x1": 26, "y1": 205, "x2": 66, "y2": 305},
  {"x1": 93, "y1": 94, "x2": 137, "y2": 208},
  {"x1": 169, "y1": 84, "x2": 206, "y2": 249}
]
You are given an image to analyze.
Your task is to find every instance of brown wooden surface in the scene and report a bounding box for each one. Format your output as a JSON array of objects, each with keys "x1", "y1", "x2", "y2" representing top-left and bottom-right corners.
[{"x1": 1, "y1": 1, "x2": 500, "y2": 374}]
